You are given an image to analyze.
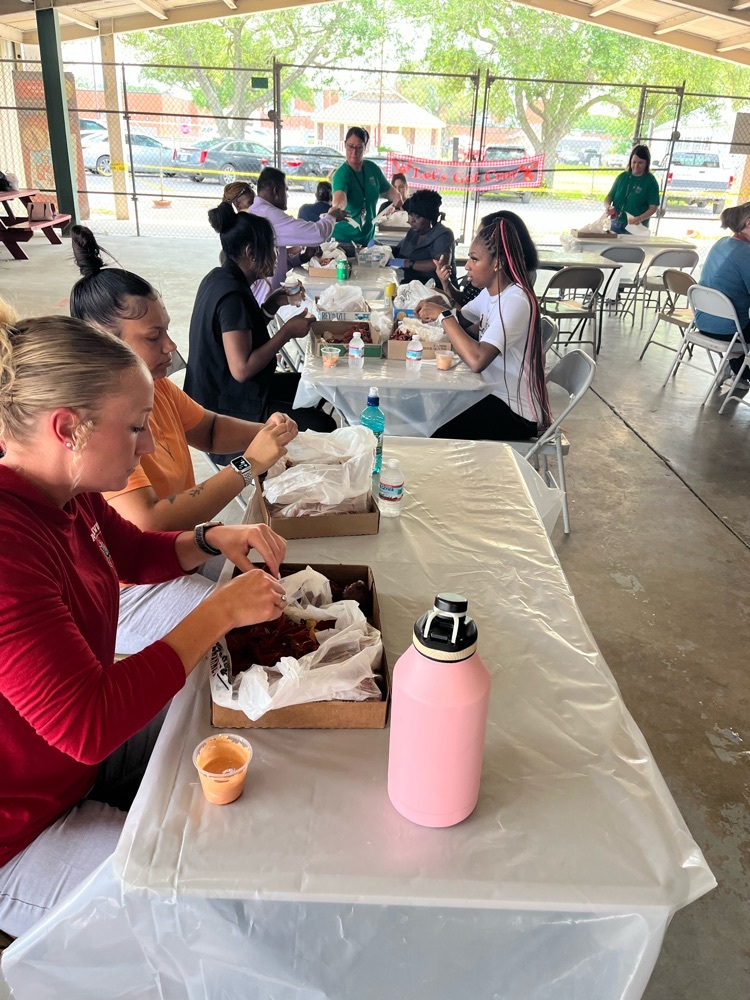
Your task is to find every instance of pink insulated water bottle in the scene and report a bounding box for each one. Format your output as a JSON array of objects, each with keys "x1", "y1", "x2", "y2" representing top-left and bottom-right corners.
[{"x1": 387, "y1": 593, "x2": 491, "y2": 828}]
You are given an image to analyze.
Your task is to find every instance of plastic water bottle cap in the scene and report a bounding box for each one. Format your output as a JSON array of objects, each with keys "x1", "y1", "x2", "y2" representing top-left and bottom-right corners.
[
  {"x1": 369, "y1": 386, "x2": 378, "y2": 394},
  {"x1": 385, "y1": 459, "x2": 399, "y2": 470}
]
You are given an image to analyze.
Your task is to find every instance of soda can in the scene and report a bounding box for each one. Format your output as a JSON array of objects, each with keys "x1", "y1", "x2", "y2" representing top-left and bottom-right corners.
[{"x1": 337, "y1": 259, "x2": 349, "y2": 281}]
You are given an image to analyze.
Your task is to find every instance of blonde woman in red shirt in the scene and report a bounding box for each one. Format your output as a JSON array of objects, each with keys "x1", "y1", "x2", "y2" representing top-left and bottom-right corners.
[{"x1": 0, "y1": 303, "x2": 287, "y2": 938}]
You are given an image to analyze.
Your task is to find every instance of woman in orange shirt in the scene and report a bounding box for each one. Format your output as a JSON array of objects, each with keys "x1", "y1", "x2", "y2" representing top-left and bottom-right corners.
[{"x1": 70, "y1": 225, "x2": 297, "y2": 654}]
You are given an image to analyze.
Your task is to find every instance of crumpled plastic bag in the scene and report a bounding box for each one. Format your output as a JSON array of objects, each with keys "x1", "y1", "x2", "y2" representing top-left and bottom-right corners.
[
  {"x1": 311, "y1": 240, "x2": 346, "y2": 265},
  {"x1": 394, "y1": 280, "x2": 451, "y2": 311},
  {"x1": 370, "y1": 311, "x2": 394, "y2": 344},
  {"x1": 374, "y1": 208, "x2": 409, "y2": 227},
  {"x1": 395, "y1": 317, "x2": 449, "y2": 345},
  {"x1": 317, "y1": 283, "x2": 367, "y2": 313},
  {"x1": 572, "y1": 211, "x2": 613, "y2": 236},
  {"x1": 357, "y1": 244, "x2": 393, "y2": 267},
  {"x1": 263, "y1": 426, "x2": 376, "y2": 512},
  {"x1": 209, "y1": 567, "x2": 383, "y2": 720}
]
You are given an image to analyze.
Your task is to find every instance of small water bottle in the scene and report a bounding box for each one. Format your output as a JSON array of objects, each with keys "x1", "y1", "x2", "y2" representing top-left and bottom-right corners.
[
  {"x1": 405, "y1": 334, "x2": 423, "y2": 373},
  {"x1": 360, "y1": 385, "x2": 385, "y2": 474},
  {"x1": 378, "y1": 459, "x2": 404, "y2": 517},
  {"x1": 387, "y1": 593, "x2": 491, "y2": 828},
  {"x1": 348, "y1": 330, "x2": 365, "y2": 369}
]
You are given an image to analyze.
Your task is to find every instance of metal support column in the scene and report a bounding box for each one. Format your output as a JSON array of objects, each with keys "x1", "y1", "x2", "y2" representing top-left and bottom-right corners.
[{"x1": 35, "y1": 5, "x2": 78, "y2": 224}]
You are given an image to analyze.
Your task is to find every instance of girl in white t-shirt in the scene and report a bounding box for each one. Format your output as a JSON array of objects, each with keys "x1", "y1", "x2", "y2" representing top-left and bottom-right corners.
[{"x1": 416, "y1": 217, "x2": 551, "y2": 440}]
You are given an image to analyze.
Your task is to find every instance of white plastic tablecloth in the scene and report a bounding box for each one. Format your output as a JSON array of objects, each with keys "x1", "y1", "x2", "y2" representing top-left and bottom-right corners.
[
  {"x1": 3, "y1": 441, "x2": 714, "y2": 1000},
  {"x1": 294, "y1": 346, "x2": 499, "y2": 436}
]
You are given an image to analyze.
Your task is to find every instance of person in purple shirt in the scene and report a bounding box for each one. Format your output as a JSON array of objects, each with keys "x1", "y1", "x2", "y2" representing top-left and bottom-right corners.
[{"x1": 248, "y1": 168, "x2": 347, "y2": 304}]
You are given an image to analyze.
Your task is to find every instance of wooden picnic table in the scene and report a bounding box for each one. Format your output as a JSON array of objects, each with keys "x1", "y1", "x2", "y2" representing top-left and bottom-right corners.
[{"x1": 0, "y1": 188, "x2": 72, "y2": 261}]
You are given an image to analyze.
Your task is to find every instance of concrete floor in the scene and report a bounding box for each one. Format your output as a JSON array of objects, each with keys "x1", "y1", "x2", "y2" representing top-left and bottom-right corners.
[{"x1": 0, "y1": 234, "x2": 748, "y2": 1000}]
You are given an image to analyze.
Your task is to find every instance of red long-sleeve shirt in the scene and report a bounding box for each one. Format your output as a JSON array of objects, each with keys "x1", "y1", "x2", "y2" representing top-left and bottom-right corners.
[{"x1": 0, "y1": 467, "x2": 188, "y2": 865}]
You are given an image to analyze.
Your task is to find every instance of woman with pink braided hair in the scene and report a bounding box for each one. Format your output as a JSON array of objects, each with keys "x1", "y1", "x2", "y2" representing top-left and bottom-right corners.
[{"x1": 416, "y1": 217, "x2": 551, "y2": 441}]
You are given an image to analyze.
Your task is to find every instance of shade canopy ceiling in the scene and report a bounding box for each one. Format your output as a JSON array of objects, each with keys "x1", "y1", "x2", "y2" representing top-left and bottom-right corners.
[{"x1": 2, "y1": 0, "x2": 750, "y2": 68}]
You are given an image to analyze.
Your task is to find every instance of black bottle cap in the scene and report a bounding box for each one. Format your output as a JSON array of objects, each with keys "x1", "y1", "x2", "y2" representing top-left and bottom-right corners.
[
  {"x1": 413, "y1": 594, "x2": 477, "y2": 662},
  {"x1": 434, "y1": 592, "x2": 468, "y2": 614}
]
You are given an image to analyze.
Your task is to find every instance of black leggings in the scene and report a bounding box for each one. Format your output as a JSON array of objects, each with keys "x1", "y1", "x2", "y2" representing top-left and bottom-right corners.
[{"x1": 432, "y1": 393, "x2": 538, "y2": 441}]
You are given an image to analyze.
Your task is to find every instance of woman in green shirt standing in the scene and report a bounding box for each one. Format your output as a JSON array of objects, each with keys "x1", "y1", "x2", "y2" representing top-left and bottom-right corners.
[
  {"x1": 331, "y1": 127, "x2": 404, "y2": 250},
  {"x1": 604, "y1": 145, "x2": 661, "y2": 234}
]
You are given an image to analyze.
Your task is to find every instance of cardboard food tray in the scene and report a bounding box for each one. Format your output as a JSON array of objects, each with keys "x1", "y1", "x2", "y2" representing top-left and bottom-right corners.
[
  {"x1": 570, "y1": 228, "x2": 617, "y2": 239},
  {"x1": 315, "y1": 296, "x2": 372, "y2": 322},
  {"x1": 307, "y1": 263, "x2": 339, "y2": 278},
  {"x1": 385, "y1": 336, "x2": 451, "y2": 361},
  {"x1": 310, "y1": 320, "x2": 382, "y2": 359},
  {"x1": 253, "y1": 472, "x2": 380, "y2": 539},
  {"x1": 211, "y1": 563, "x2": 390, "y2": 729}
]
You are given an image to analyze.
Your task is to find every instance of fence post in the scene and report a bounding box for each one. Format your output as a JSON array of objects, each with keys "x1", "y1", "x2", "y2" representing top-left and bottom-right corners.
[{"x1": 99, "y1": 35, "x2": 129, "y2": 221}]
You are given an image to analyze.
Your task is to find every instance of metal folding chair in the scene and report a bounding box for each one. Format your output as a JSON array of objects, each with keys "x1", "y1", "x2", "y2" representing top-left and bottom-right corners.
[
  {"x1": 539, "y1": 267, "x2": 604, "y2": 356},
  {"x1": 519, "y1": 349, "x2": 596, "y2": 535},
  {"x1": 541, "y1": 316, "x2": 559, "y2": 356},
  {"x1": 662, "y1": 285, "x2": 750, "y2": 413},
  {"x1": 639, "y1": 269, "x2": 696, "y2": 361},
  {"x1": 637, "y1": 249, "x2": 699, "y2": 329},
  {"x1": 598, "y1": 245, "x2": 645, "y2": 323}
]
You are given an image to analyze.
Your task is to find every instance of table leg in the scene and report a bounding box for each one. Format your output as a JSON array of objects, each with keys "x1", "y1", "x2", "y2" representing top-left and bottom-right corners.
[
  {"x1": 597, "y1": 270, "x2": 618, "y2": 354},
  {"x1": 0, "y1": 240, "x2": 30, "y2": 261}
]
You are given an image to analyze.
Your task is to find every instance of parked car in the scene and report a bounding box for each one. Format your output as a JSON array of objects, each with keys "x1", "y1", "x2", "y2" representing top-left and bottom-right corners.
[
  {"x1": 177, "y1": 138, "x2": 271, "y2": 184},
  {"x1": 78, "y1": 116, "x2": 107, "y2": 134},
  {"x1": 556, "y1": 139, "x2": 607, "y2": 167},
  {"x1": 82, "y1": 133, "x2": 176, "y2": 177},
  {"x1": 481, "y1": 144, "x2": 539, "y2": 203},
  {"x1": 483, "y1": 144, "x2": 528, "y2": 161},
  {"x1": 653, "y1": 150, "x2": 734, "y2": 214},
  {"x1": 603, "y1": 153, "x2": 629, "y2": 169},
  {"x1": 281, "y1": 145, "x2": 344, "y2": 191}
]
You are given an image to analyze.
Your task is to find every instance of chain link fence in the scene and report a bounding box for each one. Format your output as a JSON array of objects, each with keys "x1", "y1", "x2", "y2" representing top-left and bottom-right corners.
[{"x1": 2, "y1": 54, "x2": 750, "y2": 247}]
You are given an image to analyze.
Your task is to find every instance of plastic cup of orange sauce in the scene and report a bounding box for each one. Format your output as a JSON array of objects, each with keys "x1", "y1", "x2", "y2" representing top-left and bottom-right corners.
[{"x1": 192, "y1": 733, "x2": 253, "y2": 805}]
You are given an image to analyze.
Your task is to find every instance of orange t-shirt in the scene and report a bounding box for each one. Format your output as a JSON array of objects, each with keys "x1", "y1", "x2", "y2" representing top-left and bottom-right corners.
[{"x1": 104, "y1": 377, "x2": 205, "y2": 502}]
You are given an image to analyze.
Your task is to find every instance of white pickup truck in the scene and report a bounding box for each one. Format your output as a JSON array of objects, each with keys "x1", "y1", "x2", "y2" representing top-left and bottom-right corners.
[{"x1": 654, "y1": 151, "x2": 734, "y2": 214}]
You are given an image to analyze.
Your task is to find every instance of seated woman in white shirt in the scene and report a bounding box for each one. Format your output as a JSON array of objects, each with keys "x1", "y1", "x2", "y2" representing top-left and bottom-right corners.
[{"x1": 416, "y1": 217, "x2": 551, "y2": 441}]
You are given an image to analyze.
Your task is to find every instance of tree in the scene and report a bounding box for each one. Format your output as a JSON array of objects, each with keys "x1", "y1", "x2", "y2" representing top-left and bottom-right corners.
[
  {"x1": 127, "y1": 4, "x2": 402, "y2": 138},
  {"x1": 395, "y1": 0, "x2": 750, "y2": 162}
]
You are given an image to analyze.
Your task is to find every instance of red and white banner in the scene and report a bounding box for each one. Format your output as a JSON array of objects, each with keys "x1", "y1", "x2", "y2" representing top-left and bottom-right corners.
[{"x1": 385, "y1": 152, "x2": 545, "y2": 193}]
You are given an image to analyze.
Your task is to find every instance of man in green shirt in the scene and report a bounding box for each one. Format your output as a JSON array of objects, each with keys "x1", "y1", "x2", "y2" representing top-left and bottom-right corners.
[
  {"x1": 331, "y1": 127, "x2": 404, "y2": 247},
  {"x1": 605, "y1": 145, "x2": 661, "y2": 234}
]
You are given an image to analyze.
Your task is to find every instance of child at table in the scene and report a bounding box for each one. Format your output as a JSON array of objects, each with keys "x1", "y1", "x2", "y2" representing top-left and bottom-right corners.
[
  {"x1": 416, "y1": 216, "x2": 551, "y2": 441},
  {"x1": 0, "y1": 302, "x2": 288, "y2": 938}
]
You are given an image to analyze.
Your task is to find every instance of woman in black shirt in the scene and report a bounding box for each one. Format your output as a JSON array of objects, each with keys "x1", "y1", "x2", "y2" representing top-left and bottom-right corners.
[{"x1": 185, "y1": 203, "x2": 333, "y2": 462}]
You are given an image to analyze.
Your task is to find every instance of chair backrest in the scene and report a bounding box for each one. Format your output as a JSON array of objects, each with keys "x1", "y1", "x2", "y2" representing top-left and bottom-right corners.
[
  {"x1": 524, "y1": 350, "x2": 596, "y2": 458},
  {"x1": 599, "y1": 246, "x2": 646, "y2": 265},
  {"x1": 645, "y1": 249, "x2": 699, "y2": 273},
  {"x1": 662, "y1": 268, "x2": 696, "y2": 300},
  {"x1": 541, "y1": 316, "x2": 558, "y2": 355},
  {"x1": 167, "y1": 348, "x2": 187, "y2": 378},
  {"x1": 687, "y1": 285, "x2": 744, "y2": 333},
  {"x1": 542, "y1": 266, "x2": 604, "y2": 295}
]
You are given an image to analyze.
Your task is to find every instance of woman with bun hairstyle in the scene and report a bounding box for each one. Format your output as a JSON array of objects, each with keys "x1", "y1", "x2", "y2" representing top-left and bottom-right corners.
[
  {"x1": 330, "y1": 127, "x2": 404, "y2": 248},
  {"x1": 0, "y1": 302, "x2": 287, "y2": 937},
  {"x1": 185, "y1": 202, "x2": 333, "y2": 439},
  {"x1": 390, "y1": 189, "x2": 455, "y2": 285},
  {"x1": 69, "y1": 224, "x2": 295, "y2": 654},
  {"x1": 416, "y1": 216, "x2": 551, "y2": 441}
]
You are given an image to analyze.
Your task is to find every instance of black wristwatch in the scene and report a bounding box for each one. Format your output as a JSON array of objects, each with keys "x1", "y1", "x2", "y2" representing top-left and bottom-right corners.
[
  {"x1": 230, "y1": 455, "x2": 254, "y2": 489},
  {"x1": 441, "y1": 309, "x2": 455, "y2": 322},
  {"x1": 195, "y1": 521, "x2": 223, "y2": 556}
]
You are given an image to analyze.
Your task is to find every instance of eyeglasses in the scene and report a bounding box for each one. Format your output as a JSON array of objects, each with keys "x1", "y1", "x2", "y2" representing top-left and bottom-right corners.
[{"x1": 346, "y1": 144, "x2": 365, "y2": 152}]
